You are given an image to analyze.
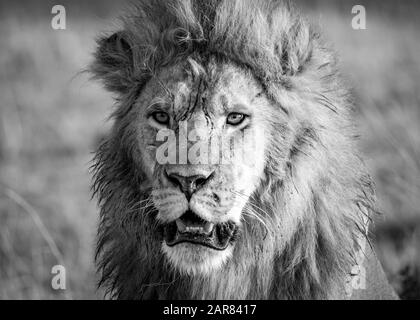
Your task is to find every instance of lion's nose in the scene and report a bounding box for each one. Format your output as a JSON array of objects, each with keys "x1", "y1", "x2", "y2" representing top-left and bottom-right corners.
[{"x1": 166, "y1": 171, "x2": 213, "y2": 200}]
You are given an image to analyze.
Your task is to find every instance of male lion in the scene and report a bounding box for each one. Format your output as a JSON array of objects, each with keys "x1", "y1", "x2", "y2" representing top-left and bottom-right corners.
[{"x1": 91, "y1": 0, "x2": 398, "y2": 299}]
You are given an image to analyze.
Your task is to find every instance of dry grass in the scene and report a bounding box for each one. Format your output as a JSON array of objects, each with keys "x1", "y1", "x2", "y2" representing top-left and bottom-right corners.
[
  {"x1": 305, "y1": 2, "x2": 420, "y2": 299},
  {"x1": 0, "y1": 3, "x2": 114, "y2": 299},
  {"x1": 0, "y1": 1, "x2": 419, "y2": 299}
]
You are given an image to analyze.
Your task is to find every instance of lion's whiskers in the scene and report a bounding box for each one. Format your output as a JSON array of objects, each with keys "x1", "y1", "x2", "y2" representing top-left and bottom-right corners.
[
  {"x1": 241, "y1": 208, "x2": 273, "y2": 241},
  {"x1": 230, "y1": 190, "x2": 275, "y2": 238},
  {"x1": 232, "y1": 190, "x2": 276, "y2": 224},
  {"x1": 125, "y1": 197, "x2": 155, "y2": 213}
]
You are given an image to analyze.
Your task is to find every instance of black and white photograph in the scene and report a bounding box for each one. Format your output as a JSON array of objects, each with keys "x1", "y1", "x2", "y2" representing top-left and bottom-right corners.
[{"x1": 0, "y1": 0, "x2": 419, "y2": 304}]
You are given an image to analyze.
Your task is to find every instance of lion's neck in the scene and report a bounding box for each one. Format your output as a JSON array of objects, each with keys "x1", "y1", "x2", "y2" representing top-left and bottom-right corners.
[
  {"x1": 134, "y1": 231, "x2": 347, "y2": 300},
  {"x1": 144, "y1": 257, "x2": 272, "y2": 299},
  {"x1": 137, "y1": 253, "x2": 344, "y2": 300}
]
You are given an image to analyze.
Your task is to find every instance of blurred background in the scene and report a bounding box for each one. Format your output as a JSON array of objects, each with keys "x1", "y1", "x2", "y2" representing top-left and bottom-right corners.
[{"x1": 0, "y1": 0, "x2": 419, "y2": 299}]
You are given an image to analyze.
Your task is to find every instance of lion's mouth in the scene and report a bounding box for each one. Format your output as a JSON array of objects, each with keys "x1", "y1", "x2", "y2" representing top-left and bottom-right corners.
[{"x1": 163, "y1": 210, "x2": 238, "y2": 250}]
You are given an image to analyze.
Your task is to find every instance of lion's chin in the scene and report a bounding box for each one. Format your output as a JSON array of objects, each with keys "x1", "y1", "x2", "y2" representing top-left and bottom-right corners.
[
  {"x1": 160, "y1": 210, "x2": 238, "y2": 275},
  {"x1": 162, "y1": 242, "x2": 233, "y2": 275}
]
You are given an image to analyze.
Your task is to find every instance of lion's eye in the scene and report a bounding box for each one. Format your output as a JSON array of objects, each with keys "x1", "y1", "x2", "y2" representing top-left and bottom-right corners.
[
  {"x1": 151, "y1": 111, "x2": 170, "y2": 125},
  {"x1": 226, "y1": 113, "x2": 247, "y2": 126}
]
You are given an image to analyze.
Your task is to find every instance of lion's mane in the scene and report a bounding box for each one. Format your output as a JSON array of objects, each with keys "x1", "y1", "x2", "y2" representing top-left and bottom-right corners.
[{"x1": 91, "y1": 0, "x2": 375, "y2": 299}]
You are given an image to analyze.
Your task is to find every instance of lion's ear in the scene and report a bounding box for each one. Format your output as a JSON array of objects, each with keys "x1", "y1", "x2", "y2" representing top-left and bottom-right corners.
[
  {"x1": 91, "y1": 31, "x2": 135, "y2": 95},
  {"x1": 276, "y1": 19, "x2": 314, "y2": 76}
]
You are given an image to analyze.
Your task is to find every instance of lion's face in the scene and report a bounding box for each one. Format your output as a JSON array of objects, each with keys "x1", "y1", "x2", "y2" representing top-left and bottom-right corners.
[
  {"x1": 133, "y1": 59, "x2": 279, "y2": 274},
  {"x1": 92, "y1": 0, "x2": 379, "y2": 300}
]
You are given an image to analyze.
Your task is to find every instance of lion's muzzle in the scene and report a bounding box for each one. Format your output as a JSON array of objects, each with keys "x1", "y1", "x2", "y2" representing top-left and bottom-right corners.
[{"x1": 165, "y1": 170, "x2": 213, "y2": 201}]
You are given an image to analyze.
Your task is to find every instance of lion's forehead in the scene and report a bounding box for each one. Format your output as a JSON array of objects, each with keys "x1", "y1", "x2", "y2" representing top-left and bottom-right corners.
[{"x1": 146, "y1": 61, "x2": 261, "y2": 120}]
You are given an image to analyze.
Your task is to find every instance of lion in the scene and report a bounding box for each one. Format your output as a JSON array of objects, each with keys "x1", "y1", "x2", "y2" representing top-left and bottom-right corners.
[{"x1": 90, "y1": 0, "x2": 398, "y2": 299}]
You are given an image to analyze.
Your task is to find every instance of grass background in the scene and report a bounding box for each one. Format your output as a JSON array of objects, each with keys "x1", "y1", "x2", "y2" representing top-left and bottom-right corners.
[{"x1": 0, "y1": 0, "x2": 419, "y2": 299}]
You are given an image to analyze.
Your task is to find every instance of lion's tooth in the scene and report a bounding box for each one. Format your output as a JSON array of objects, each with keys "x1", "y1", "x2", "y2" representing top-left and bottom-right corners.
[
  {"x1": 176, "y1": 219, "x2": 187, "y2": 233},
  {"x1": 204, "y1": 222, "x2": 214, "y2": 234},
  {"x1": 178, "y1": 221, "x2": 214, "y2": 234}
]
